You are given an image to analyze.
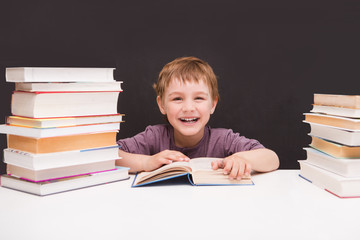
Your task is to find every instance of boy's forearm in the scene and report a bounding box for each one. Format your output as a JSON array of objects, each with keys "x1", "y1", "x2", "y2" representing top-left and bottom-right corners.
[
  {"x1": 116, "y1": 149, "x2": 148, "y2": 173},
  {"x1": 233, "y1": 148, "x2": 279, "y2": 172}
]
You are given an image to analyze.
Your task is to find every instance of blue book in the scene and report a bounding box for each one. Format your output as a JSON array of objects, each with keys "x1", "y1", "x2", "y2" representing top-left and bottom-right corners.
[{"x1": 131, "y1": 158, "x2": 254, "y2": 187}]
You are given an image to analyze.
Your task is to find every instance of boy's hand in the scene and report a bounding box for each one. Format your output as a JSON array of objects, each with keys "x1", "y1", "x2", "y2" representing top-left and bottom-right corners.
[
  {"x1": 211, "y1": 154, "x2": 251, "y2": 180},
  {"x1": 143, "y1": 150, "x2": 190, "y2": 172}
]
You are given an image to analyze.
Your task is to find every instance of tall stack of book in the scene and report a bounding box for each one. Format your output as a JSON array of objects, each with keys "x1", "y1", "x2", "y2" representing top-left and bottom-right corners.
[
  {"x1": 299, "y1": 93, "x2": 360, "y2": 198},
  {"x1": 0, "y1": 67, "x2": 129, "y2": 196}
]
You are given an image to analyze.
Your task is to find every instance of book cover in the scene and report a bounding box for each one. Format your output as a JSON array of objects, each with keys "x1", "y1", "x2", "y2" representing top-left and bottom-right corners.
[
  {"x1": 306, "y1": 122, "x2": 360, "y2": 146},
  {"x1": 11, "y1": 91, "x2": 120, "y2": 118},
  {"x1": 299, "y1": 160, "x2": 360, "y2": 198},
  {"x1": 303, "y1": 147, "x2": 360, "y2": 177},
  {"x1": 7, "y1": 131, "x2": 118, "y2": 154},
  {"x1": 7, "y1": 160, "x2": 116, "y2": 182},
  {"x1": 15, "y1": 81, "x2": 122, "y2": 92},
  {"x1": 3, "y1": 146, "x2": 120, "y2": 170},
  {"x1": 6, "y1": 67, "x2": 115, "y2": 83},
  {"x1": 131, "y1": 158, "x2": 254, "y2": 187},
  {"x1": 310, "y1": 136, "x2": 360, "y2": 158},
  {"x1": 311, "y1": 105, "x2": 360, "y2": 118},
  {"x1": 0, "y1": 122, "x2": 120, "y2": 138},
  {"x1": 314, "y1": 94, "x2": 360, "y2": 109},
  {"x1": 304, "y1": 113, "x2": 360, "y2": 131},
  {"x1": 1, "y1": 167, "x2": 130, "y2": 196},
  {"x1": 6, "y1": 114, "x2": 123, "y2": 128}
]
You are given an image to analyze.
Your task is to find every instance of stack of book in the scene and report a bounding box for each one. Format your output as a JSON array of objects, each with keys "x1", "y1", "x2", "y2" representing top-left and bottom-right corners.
[
  {"x1": 0, "y1": 67, "x2": 129, "y2": 196},
  {"x1": 299, "y1": 93, "x2": 360, "y2": 198}
]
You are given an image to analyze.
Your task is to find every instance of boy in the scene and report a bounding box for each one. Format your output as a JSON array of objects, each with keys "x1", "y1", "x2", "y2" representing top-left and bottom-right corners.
[{"x1": 116, "y1": 57, "x2": 279, "y2": 180}]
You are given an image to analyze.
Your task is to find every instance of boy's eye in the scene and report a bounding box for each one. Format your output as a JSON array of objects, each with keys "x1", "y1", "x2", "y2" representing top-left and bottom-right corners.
[
  {"x1": 195, "y1": 97, "x2": 205, "y2": 101},
  {"x1": 172, "y1": 97, "x2": 182, "y2": 101}
]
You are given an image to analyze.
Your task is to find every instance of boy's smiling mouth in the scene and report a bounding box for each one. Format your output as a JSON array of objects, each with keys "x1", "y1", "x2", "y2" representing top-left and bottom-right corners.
[{"x1": 179, "y1": 117, "x2": 199, "y2": 123}]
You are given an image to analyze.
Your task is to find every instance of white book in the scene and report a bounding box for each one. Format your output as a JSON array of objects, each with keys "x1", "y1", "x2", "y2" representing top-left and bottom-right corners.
[
  {"x1": 306, "y1": 122, "x2": 360, "y2": 146},
  {"x1": 311, "y1": 105, "x2": 360, "y2": 118},
  {"x1": 6, "y1": 67, "x2": 115, "y2": 82},
  {"x1": 304, "y1": 147, "x2": 360, "y2": 177},
  {"x1": 299, "y1": 160, "x2": 360, "y2": 198},
  {"x1": 0, "y1": 122, "x2": 120, "y2": 138},
  {"x1": 0, "y1": 167, "x2": 129, "y2": 196},
  {"x1": 7, "y1": 160, "x2": 116, "y2": 182},
  {"x1": 6, "y1": 114, "x2": 123, "y2": 128},
  {"x1": 15, "y1": 81, "x2": 122, "y2": 92},
  {"x1": 11, "y1": 91, "x2": 120, "y2": 118},
  {"x1": 3, "y1": 146, "x2": 120, "y2": 170}
]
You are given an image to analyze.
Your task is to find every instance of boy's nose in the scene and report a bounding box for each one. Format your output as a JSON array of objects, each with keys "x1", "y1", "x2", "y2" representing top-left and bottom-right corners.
[{"x1": 182, "y1": 100, "x2": 195, "y2": 111}]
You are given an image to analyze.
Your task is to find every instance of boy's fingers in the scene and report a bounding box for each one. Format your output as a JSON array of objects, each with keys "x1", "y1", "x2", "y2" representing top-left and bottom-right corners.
[
  {"x1": 235, "y1": 161, "x2": 246, "y2": 180},
  {"x1": 211, "y1": 161, "x2": 217, "y2": 169},
  {"x1": 159, "y1": 157, "x2": 172, "y2": 165},
  {"x1": 166, "y1": 153, "x2": 189, "y2": 162},
  {"x1": 223, "y1": 159, "x2": 233, "y2": 175},
  {"x1": 211, "y1": 159, "x2": 223, "y2": 170},
  {"x1": 230, "y1": 159, "x2": 242, "y2": 180},
  {"x1": 244, "y1": 163, "x2": 252, "y2": 177}
]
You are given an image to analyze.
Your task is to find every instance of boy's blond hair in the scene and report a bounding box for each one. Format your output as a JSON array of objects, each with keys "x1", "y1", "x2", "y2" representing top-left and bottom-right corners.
[{"x1": 154, "y1": 56, "x2": 219, "y2": 101}]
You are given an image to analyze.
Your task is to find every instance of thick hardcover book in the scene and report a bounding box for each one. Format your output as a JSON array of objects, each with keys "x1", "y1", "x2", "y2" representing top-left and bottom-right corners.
[
  {"x1": 3, "y1": 146, "x2": 119, "y2": 170},
  {"x1": 6, "y1": 67, "x2": 115, "y2": 82},
  {"x1": 6, "y1": 114, "x2": 123, "y2": 128},
  {"x1": 7, "y1": 131, "x2": 117, "y2": 154},
  {"x1": 11, "y1": 91, "x2": 120, "y2": 118},
  {"x1": 305, "y1": 122, "x2": 360, "y2": 146},
  {"x1": 311, "y1": 105, "x2": 360, "y2": 118},
  {"x1": 15, "y1": 81, "x2": 122, "y2": 92},
  {"x1": 304, "y1": 113, "x2": 360, "y2": 131},
  {"x1": 299, "y1": 160, "x2": 360, "y2": 198},
  {"x1": 310, "y1": 136, "x2": 360, "y2": 158},
  {"x1": 0, "y1": 122, "x2": 120, "y2": 138},
  {"x1": 314, "y1": 94, "x2": 360, "y2": 109},
  {"x1": 1, "y1": 167, "x2": 129, "y2": 196},
  {"x1": 132, "y1": 157, "x2": 254, "y2": 187},
  {"x1": 7, "y1": 160, "x2": 116, "y2": 182},
  {"x1": 303, "y1": 147, "x2": 360, "y2": 177}
]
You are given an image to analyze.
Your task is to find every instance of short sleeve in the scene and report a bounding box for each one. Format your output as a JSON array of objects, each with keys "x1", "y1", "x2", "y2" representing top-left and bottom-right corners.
[
  {"x1": 117, "y1": 125, "x2": 161, "y2": 155},
  {"x1": 223, "y1": 129, "x2": 265, "y2": 155},
  {"x1": 117, "y1": 125, "x2": 169, "y2": 155}
]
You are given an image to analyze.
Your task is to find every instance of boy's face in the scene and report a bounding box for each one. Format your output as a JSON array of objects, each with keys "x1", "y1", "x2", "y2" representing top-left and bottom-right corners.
[{"x1": 157, "y1": 78, "x2": 218, "y2": 147}]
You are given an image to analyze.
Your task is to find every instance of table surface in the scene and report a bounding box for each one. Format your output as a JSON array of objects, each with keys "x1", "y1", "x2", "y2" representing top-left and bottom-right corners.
[{"x1": 0, "y1": 170, "x2": 359, "y2": 240}]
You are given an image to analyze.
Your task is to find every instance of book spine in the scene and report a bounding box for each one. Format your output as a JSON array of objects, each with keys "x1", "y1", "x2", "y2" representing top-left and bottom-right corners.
[{"x1": 13, "y1": 90, "x2": 123, "y2": 94}]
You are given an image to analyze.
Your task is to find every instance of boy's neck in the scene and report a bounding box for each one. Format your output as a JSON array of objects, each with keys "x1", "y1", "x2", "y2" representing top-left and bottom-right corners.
[{"x1": 173, "y1": 128, "x2": 205, "y2": 148}]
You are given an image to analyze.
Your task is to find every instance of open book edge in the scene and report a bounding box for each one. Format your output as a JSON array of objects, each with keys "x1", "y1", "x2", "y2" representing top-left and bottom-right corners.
[{"x1": 131, "y1": 157, "x2": 254, "y2": 187}]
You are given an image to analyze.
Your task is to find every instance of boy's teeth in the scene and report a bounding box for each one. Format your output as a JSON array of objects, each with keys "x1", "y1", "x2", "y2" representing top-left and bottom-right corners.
[{"x1": 181, "y1": 118, "x2": 197, "y2": 122}]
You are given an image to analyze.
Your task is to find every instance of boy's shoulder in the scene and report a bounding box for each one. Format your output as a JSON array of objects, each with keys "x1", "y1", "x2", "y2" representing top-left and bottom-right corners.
[
  {"x1": 143, "y1": 124, "x2": 172, "y2": 136},
  {"x1": 207, "y1": 126, "x2": 239, "y2": 140},
  {"x1": 207, "y1": 126, "x2": 236, "y2": 135},
  {"x1": 144, "y1": 124, "x2": 171, "y2": 131}
]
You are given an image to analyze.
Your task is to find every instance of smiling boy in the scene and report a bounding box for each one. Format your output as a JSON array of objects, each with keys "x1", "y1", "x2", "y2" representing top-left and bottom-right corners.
[{"x1": 116, "y1": 57, "x2": 279, "y2": 180}]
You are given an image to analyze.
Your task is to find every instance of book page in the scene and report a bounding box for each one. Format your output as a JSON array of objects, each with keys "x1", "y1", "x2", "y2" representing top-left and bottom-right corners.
[
  {"x1": 135, "y1": 161, "x2": 191, "y2": 184},
  {"x1": 189, "y1": 157, "x2": 252, "y2": 185},
  {"x1": 189, "y1": 157, "x2": 219, "y2": 172}
]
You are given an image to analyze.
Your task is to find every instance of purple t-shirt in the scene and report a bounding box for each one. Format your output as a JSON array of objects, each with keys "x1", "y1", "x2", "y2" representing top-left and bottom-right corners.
[{"x1": 117, "y1": 124, "x2": 264, "y2": 159}]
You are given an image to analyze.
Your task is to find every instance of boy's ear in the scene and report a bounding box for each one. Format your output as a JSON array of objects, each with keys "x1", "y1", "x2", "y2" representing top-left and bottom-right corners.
[
  {"x1": 156, "y1": 96, "x2": 166, "y2": 115},
  {"x1": 210, "y1": 97, "x2": 218, "y2": 114}
]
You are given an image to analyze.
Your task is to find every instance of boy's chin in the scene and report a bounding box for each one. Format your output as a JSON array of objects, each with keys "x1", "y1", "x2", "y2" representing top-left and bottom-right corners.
[{"x1": 176, "y1": 127, "x2": 205, "y2": 136}]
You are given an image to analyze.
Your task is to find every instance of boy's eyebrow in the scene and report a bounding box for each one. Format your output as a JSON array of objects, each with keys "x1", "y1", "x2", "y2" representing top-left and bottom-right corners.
[
  {"x1": 168, "y1": 90, "x2": 209, "y2": 95},
  {"x1": 167, "y1": 92, "x2": 182, "y2": 97},
  {"x1": 167, "y1": 91, "x2": 209, "y2": 97}
]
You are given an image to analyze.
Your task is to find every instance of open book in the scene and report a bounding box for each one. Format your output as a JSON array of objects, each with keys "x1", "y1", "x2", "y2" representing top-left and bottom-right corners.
[{"x1": 132, "y1": 157, "x2": 253, "y2": 187}]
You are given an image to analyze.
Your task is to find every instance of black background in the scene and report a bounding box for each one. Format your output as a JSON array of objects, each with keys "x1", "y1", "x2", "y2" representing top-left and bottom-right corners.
[{"x1": 0, "y1": 0, "x2": 359, "y2": 173}]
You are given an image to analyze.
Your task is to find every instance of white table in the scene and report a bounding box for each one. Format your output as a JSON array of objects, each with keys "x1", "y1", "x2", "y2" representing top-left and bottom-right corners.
[{"x1": 0, "y1": 170, "x2": 359, "y2": 240}]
